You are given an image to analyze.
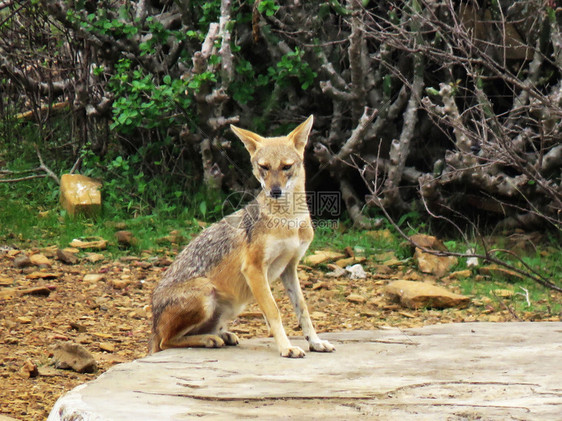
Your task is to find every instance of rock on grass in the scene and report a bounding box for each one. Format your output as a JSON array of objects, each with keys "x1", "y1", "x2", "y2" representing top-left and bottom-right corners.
[
  {"x1": 385, "y1": 280, "x2": 470, "y2": 309},
  {"x1": 51, "y1": 343, "x2": 97, "y2": 373}
]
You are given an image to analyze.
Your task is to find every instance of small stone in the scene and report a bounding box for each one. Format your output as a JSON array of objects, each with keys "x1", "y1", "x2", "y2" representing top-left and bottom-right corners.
[
  {"x1": 83, "y1": 274, "x2": 105, "y2": 283},
  {"x1": 129, "y1": 308, "x2": 147, "y2": 319},
  {"x1": 70, "y1": 238, "x2": 107, "y2": 250},
  {"x1": 311, "y1": 281, "x2": 330, "y2": 291},
  {"x1": 0, "y1": 276, "x2": 14, "y2": 286},
  {"x1": 109, "y1": 278, "x2": 133, "y2": 289},
  {"x1": 38, "y1": 366, "x2": 59, "y2": 377},
  {"x1": 347, "y1": 293, "x2": 367, "y2": 304},
  {"x1": 20, "y1": 286, "x2": 52, "y2": 297},
  {"x1": 26, "y1": 271, "x2": 58, "y2": 280},
  {"x1": 325, "y1": 264, "x2": 347, "y2": 278},
  {"x1": 51, "y1": 343, "x2": 97, "y2": 373},
  {"x1": 57, "y1": 248, "x2": 79, "y2": 264},
  {"x1": 69, "y1": 322, "x2": 87, "y2": 332},
  {"x1": 85, "y1": 252, "x2": 105, "y2": 263},
  {"x1": 334, "y1": 256, "x2": 366, "y2": 268},
  {"x1": 360, "y1": 309, "x2": 379, "y2": 317},
  {"x1": 19, "y1": 359, "x2": 39, "y2": 378},
  {"x1": 304, "y1": 250, "x2": 346, "y2": 266},
  {"x1": 118, "y1": 324, "x2": 133, "y2": 331},
  {"x1": 154, "y1": 257, "x2": 173, "y2": 267},
  {"x1": 13, "y1": 255, "x2": 32, "y2": 269},
  {"x1": 387, "y1": 258, "x2": 404, "y2": 267},
  {"x1": 409, "y1": 234, "x2": 448, "y2": 251},
  {"x1": 29, "y1": 253, "x2": 52, "y2": 267},
  {"x1": 346, "y1": 264, "x2": 367, "y2": 279},
  {"x1": 99, "y1": 342, "x2": 115, "y2": 353}
]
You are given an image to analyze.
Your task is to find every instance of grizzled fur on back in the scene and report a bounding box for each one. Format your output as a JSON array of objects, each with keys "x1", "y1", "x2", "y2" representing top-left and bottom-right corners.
[{"x1": 153, "y1": 201, "x2": 260, "y2": 296}]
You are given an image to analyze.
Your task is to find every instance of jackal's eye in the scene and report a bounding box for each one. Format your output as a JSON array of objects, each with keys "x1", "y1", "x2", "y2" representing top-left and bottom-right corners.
[
  {"x1": 281, "y1": 164, "x2": 293, "y2": 171},
  {"x1": 259, "y1": 164, "x2": 270, "y2": 171}
]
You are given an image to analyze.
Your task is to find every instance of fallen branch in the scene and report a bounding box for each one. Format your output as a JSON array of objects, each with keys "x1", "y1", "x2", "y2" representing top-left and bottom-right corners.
[
  {"x1": 35, "y1": 146, "x2": 60, "y2": 185},
  {"x1": 15, "y1": 101, "x2": 69, "y2": 120},
  {"x1": 0, "y1": 174, "x2": 47, "y2": 183}
]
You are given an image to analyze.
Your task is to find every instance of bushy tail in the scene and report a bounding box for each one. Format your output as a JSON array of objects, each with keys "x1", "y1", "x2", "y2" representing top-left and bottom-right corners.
[{"x1": 148, "y1": 333, "x2": 161, "y2": 355}]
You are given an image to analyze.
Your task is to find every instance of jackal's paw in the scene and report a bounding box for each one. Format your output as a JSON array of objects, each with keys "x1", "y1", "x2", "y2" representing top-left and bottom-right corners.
[
  {"x1": 202, "y1": 335, "x2": 225, "y2": 348},
  {"x1": 219, "y1": 331, "x2": 240, "y2": 346},
  {"x1": 308, "y1": 339, "x2": 335, "y2": 353},
  {"x1": 280, "y1": 346, "x2": 306, "y2": 358}
]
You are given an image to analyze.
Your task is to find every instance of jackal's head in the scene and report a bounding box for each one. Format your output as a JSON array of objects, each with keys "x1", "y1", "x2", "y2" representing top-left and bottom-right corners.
[{"x1": 231, "y1": 116, "x2": 313, "y2": 200}]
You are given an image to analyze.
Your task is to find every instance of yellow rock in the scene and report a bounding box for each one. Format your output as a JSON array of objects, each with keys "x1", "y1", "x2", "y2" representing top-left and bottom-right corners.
[
  {"x1": 99, "y1": 342, "x2": 115, "y2": 353},
  {"x1": 414, "y1": 248, "x2": 458, "y2": 278},
  {"x1": 60, "y1": 174, "x2": 102, "y2": 217},
  {"x1": 303, "y1": 250, "x2": 346, "y2": 266},
  {"x1": 334, "y1": 256, "x2": 366, "y2": 268},
  {"x1": 30, "y1": 253, "x2": 52, "y2": 267},
  {"x1": 385, "y1": 280, "x2": 470, "y2": 309},
  {"x1": 346, "y1": 293, "x2": 367, "y2": 304}
]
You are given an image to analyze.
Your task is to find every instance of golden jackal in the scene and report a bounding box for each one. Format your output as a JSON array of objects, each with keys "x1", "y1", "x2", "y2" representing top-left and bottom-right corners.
[{"x1": 149, "y1": 116, "x2": 335, "y2": 358}]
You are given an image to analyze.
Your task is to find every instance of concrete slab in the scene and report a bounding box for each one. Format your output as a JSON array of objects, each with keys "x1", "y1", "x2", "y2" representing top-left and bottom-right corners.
[{"x1": 48, "y1": 322, "x2": 562, "y2": 420}]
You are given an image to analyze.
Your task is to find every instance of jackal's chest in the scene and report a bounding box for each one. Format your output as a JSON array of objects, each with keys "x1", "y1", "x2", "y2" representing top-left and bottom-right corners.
[{"x1": 264, "y1": 234, "x2": 309, "y2": 281}]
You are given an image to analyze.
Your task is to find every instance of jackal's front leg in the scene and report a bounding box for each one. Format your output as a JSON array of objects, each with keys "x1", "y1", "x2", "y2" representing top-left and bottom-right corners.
[
  {"x1": 281, "y1": 259, "x2": 335, "y2": 353},
  {"x1": 242, "y1": 261, "x2": 305, "y2": 358}
]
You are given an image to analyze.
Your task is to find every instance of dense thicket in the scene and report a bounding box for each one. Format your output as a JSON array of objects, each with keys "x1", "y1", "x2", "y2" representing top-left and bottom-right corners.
[{"x1": 0, "y1": 0, "x2": 560, "y2": 230}]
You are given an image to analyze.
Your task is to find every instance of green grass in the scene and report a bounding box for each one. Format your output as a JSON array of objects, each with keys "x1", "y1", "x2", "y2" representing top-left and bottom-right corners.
[
  {"x1": 311, "y1": 222, "x2": 409, "y2": 259},
  {"x1": 0, "y1": 179, "x2": 203, "y2": 256},
  {"x1": 459, "y1": 276, "x2": 561, "y2": 318}
]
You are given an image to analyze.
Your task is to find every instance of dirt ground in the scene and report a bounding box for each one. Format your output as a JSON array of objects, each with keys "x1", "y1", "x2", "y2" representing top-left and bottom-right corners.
[{"x1": 0, "y1": 244, "x2": 560, "y2": 420}]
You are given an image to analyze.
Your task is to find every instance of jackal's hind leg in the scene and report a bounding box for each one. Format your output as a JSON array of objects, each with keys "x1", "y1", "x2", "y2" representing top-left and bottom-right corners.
[
  {"x1": 163, "y1": 333, "x2": 225, "y2": 349},
  {"x1": 152, "y1": 279, "x2": 226, "y2": 351}
]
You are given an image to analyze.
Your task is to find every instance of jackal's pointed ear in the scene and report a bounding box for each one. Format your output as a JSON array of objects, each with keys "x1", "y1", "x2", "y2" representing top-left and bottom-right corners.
[
  {"x1": 288, "y1": 115, "x2": 313, "y2": 156},
  {"x1": 230, "y1": 125, "x2": 264, "y2": 156}
]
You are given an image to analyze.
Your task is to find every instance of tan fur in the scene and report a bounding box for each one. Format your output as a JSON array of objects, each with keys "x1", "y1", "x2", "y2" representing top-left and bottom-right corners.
[{"x1": 149, "y1": 116, "x2": 335, "y2": 358}]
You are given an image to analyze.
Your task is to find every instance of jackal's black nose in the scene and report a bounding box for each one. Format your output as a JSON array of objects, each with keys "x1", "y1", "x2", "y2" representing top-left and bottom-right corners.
[{"x1": 270, "y1": 186, "x2": 282, "y2": 199}]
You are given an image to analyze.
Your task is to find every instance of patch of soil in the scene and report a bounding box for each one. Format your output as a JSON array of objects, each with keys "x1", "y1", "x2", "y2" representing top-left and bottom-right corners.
[{"x1": 0, "y1": 247, "x2": 559, "y2": 420}]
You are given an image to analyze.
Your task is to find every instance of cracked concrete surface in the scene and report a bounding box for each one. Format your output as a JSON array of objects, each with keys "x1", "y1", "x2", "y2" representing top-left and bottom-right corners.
[{"x1": 48, "y1": 322, "x2": 562, "y2": 420}]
